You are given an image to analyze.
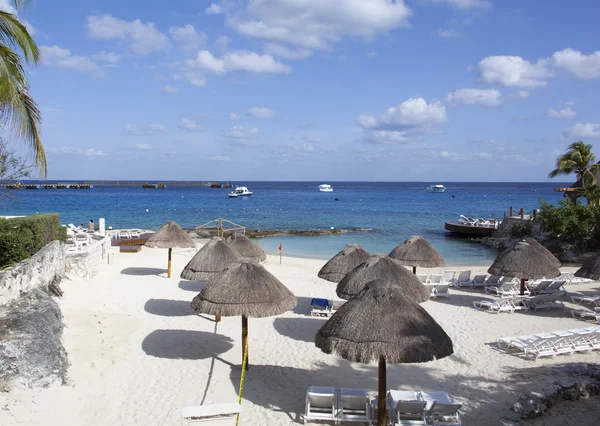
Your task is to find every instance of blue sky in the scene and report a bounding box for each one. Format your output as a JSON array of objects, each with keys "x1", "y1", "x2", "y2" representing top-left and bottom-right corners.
[{"x1": 5, "y1": 0, "x2": 600, "y2": 181}]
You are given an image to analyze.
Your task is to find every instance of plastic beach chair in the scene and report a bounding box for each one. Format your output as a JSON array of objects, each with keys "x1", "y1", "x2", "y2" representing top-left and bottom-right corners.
[
  {"x1": 305, "y1": 386, "x2": 337, "y2": 424},
  {"x1": 339, "y1": 388, "x2": 371, "y2": 424}
]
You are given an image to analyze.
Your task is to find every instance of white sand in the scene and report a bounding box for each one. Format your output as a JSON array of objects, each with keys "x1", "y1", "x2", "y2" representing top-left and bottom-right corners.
[{"x1": 1, "y1": 245, "x2": 599, "y2": 425}]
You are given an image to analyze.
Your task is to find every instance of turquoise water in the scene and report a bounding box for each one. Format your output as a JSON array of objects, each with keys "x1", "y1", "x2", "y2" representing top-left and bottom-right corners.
[{"x1": 0, "y1": 181, "x2": 566, "y2": 265}]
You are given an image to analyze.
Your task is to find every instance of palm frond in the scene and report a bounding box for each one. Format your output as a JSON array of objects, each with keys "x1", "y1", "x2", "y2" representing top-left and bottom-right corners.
[{"x1": 0, "y1": 11, "x2": 39, "y2": 63}]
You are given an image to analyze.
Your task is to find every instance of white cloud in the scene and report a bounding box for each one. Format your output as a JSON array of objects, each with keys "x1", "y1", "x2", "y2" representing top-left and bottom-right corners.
[
  {"x1": 552, "y1": 48, "x2": 600, "y2": 80},
  {"x1": 477, "y1": 55, "x2": 553, "y2": 88},
  {"x1": 216, "y1": 35, "x2": 231, "y2": 49},
  {"x1": 86, "y1": 14, "x2": 169, "y2": 55},
  {"x1": 206, "y1": 3, "x2": 224, "y2": 15},
  {"x1": 22, "y1": 20, "x2": 36, "y2": 36},
  {"x1": 174, "y1": 71, "x2": 207, "y2": 87},
  {"x1": 122, "y1": 124, "x2": 169, "y2": 135},
  {"x1": 225, "y1": 0, "x2": 412, "y2": 51},
  {"x1": 135, "y1": 143, "x2": 152, "y2": 150},
  {"x1": 506, "y1": 90, "x2": 530, "y2": 100},
  {"x1": 210, "y1": 155, "x2": 231, "y2": 161},
  {"x1": 163, "y1": 84, "x2": 180, "y2": 94},
  {"x1": 229, "y1": 113, "x2": 239, "y2": 121},
  {"x1": 247, "y1": 107, "x2": 275, "y2": 119},
  {"x1": 435, "y1": 28, "x2": 460, "y2": 38},
  {"x1": 91, "y1": 51, "x2": 120, "y2": 64},
  {"x1": 169, "y1": 24, "x2": 207, "y2": 51},
  {"x1": 446, "y1": 88, "x2": 501, "y2": 106},
  {"x1": 187, "y1": 49, "x2": 291, "y2": 74},
  {"x1": 564, "y1": 123, "x2": 600, "y2": 139},
  {"x1": 548, "y1": 106, "x2": 577, "y2": 119},
  {"x1": 356, "y1": 98, "x2": 447, "y2": 131},
  {"x1": 424, "y1": 0, "x2": 492, "y2": 9},
  {"x1": 264, "y1": 43, "x2": 312, "y2": 60},
  {"x1": 225, "y1": 126, "x2": 259, "y2": 141},
  {"x1": 40, "y1": 45, "x2": 104, "y2": 77},
  {"x1": 149, "y1": 124, "x2": 169, "y2": 133},
  {"x1": 0, "y1": 0, "x2": 15, "y2": 14},
  {"x1": 49, "y1": 146, "x2": 107, "y2": 157},
  {"x1": 179, "y1": 117, "x2": 203, "y2": 131},
  {"x1": 365, "y1": 130, "x2": 409, "y2": 144}
]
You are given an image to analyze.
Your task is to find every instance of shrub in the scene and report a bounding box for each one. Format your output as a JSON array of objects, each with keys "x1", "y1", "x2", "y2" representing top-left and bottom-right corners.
[
  {"x1": 510, "y1": 222, "x2": 533, "y2": 238},
  {"x1": 0, "y1": 213, "x2": 66, "y2": 268},
  {"x1": 536, "y1": 199, "x2": 596, "y2": 243}
]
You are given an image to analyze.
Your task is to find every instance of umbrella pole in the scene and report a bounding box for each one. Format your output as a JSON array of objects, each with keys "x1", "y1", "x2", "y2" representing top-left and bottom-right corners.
[
  {"x1": 167, "y1": 248, "x2": 172, "y2": 278},
  {"x1": 242, "y1": 315, "x2": 249, "y2": 369},
  {"x1": 412, "y1": 266, "x2": 416, "y2": 275},
  {"x1": 520, "y1": 278, "x2": 526, "y2": 296},
  {"x1": 377, "y1": 357, "x2": 387, "y2": 426}
]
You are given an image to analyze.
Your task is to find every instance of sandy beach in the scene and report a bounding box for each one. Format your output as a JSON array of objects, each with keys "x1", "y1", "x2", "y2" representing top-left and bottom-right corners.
[{"x1": 1, "y1": 242, "x2": 599, "y2": 425}]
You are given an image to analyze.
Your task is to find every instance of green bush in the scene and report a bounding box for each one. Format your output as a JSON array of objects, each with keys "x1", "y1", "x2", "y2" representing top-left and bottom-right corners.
[
  {"x1": 536, "y1": 200, "x2": 596, "y2": 243},
  {"x1": 0, "y1": 213, "x2": 66, "y2": 268},
  {"x1": 510, "y1": 222, "x2": 533, "y2": 238}
]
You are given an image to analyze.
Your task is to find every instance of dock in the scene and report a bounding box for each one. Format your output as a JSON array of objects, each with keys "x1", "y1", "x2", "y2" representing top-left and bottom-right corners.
[{"x1": 0, "y1": 181, "x2": 234, "y2": 189}]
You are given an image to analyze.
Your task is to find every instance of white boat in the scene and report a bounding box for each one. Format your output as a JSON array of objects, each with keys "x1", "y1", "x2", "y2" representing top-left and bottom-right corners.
[
  {"x1": 228, "y1": 186, "x2": 253, "y2": 198},
  {"x1": 427, "y1": 184, "x2": 446, "y2": 193},
  {"x1": 318, "y1": 184, "x2": 333, "y2": 192}
]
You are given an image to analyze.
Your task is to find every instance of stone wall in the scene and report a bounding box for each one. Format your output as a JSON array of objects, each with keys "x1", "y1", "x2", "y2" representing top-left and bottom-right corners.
[
  {"x1": 0, "y1": 240, "x2": 65, "y2": 306},
  {"x1": 65, "y1": 235, "x2": 112, "y2": 279}
]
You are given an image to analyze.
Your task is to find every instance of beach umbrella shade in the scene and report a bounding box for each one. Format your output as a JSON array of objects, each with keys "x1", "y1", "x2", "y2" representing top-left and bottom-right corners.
[
  {"x1": 389, "y1": 236, "x2": 446, "y2": 274},
  {"x1": 181, "y1": 237, "x2": 242, "y2": 282},
  {"x1": 488, "y1": 239, "x2": 561, "y2": 295},
  {"x1": 507, "y1": 237, "x2": 561, "y2": 268},
  {"x1": 316, "y1": 279, "x2": 453, "y2": 426},
  {"x1": 145, "y1": 221, "x2": 196, "y2": 278},
  {"x1": 575, "y1": 252, "x2": 600, "y2": 280},
  {"x1": 191, "y1": 261, "x2": 297, "y2": 366},
  {"x1": 318, "y1": 244, "x2": 370, "y2": 283},
  {"x1": 336, "y1": 253, "x2": 430, "y2": 303},
  {"x1": 225, "y1": 232, "x2": 266, "y2": 263}
]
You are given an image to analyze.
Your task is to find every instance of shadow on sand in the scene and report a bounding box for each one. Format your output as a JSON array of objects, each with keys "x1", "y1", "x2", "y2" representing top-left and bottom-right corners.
[
  {"x1": 121, "y1": 267, "x2": 166, "y2": 276},
  {"x1": 142, "y1": 329, "x2": 233, "y2": 360},
  {"x1": 273, "y1": 317, "x2": 325, "y2": 343},
  {"x1": 144, "y1": 298, "x2": 196, "y2": 317},
  {"x1": 178, "y1": 280, "x2": 208, "y2": 292}
]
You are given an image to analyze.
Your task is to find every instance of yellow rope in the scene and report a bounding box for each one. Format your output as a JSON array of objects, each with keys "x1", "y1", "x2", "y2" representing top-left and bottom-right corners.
[{"x1": 236, "y1": 338, "x2": 249, "y2": 426}]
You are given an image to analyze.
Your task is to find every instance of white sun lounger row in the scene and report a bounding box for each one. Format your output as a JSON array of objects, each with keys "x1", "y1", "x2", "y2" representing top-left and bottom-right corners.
[
  {"x1": 571, "y1": 308, "x2": 600, "y2": 323},
  {"x1": 473, "y1": 294, "x2": 565, "y2": 314},
  {"x1": 422, "y1": 283, "x2": 451, "y2": 299},
  {"x1": 571, "y1": 294, "x2": 600, "y2": 308},
  {"x1": 497, "y1": 326, "x2": 600, "y2": 359},
  {"x1": 528, "y1": 280, "x2": 567, "y2": 295},
  {"x1": 304, "y1": 386, "x2": 371, "y2": 425},
  {"x1": 454, "y1": 273, "x2": 517, "y2": 289},
  {"x1": 387, "y1": 390, "x2": 462, "y2": 426}
]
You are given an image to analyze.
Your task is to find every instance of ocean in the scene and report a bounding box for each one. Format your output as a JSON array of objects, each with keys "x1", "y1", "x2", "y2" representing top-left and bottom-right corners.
[{"x1": 0, "y1": 181, "x2": 566, "y2": 265}]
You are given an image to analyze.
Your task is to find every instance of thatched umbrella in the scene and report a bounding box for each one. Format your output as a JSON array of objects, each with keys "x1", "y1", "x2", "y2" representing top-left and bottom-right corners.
[
  {"x1": 181, "y1": 237, "x2": 241, "y2": 282},
  {"x1": 191, "y1": 261, "x2": 296, "y2": 366},
  {"x1": 507, "y1": 237, "x2": 561, "y2": 268},
  {"x1": 389, "y1": 236, "x2": 446, "y2": 274},
  {"x1": 488, "y1": 239, "x2": 561, "y2": 295},
  {"x1": 145, "y1": 221, "x2": 196, "y2": 278},
  {"x1": 336, "y1": 253, "x2": 430, "y2": 303},
  {"x1": 316, "y1": 279, "x2": 453, "y2": 426},
  {"x1": 575, "y1": 252, "x2": 600, "y2": 280},
  {"x1": 318, "y1": 244, "x2": 370, "y2": 283},
  {"x1": 226, "y1": 233, "x2": 266, "y2": 262}
]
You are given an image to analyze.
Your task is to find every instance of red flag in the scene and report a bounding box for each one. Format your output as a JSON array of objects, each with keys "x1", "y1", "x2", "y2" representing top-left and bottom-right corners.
[{"x1": 279, "y1": 243, "x2": 282, "y2": 251}]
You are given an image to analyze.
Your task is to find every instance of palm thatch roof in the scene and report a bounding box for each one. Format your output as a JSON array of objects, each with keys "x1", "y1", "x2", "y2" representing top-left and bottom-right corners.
[
  {"x1": 226, "y1": 233, "x2": 266, "y2": 262},
  {"x1": 190, "y1": 261, "x2": 297, "y2": 317},
  {"x1": 180, "y1": 237, "x2": 241, "y2": 281},
  {"x1": 509, "y1": 237, "x2": 561, "y2": 268},
  {"x1": 316, "y1": 279, "x2": 453, "y2": 363},
  {"x1": 336, "y1": 253, "x2": 429, "y2": 302},
  {"x1": 318, "y1": 244, "x2": 370, "y2": 283},
  {"x1": 388, "y1": 236, "x2": 446, "y2": 268},
  {"x1": 575, "y1": 252, "x2": 600, "y2": 280},
  {"x1": 145, "y1": 221, "x2": 195, "y2": 249},
  {"x1": 488, "y1": 239, "x2": 561, "y2": 280}
]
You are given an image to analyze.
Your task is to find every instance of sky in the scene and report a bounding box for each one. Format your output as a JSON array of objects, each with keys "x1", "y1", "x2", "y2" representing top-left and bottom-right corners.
[{"x1": 3, "y1": 0, "x2": 600, "y2": 181}]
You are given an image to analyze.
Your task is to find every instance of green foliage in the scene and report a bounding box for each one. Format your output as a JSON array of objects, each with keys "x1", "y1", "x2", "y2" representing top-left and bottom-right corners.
[
  {"x1": 536, "y1": 199, "x2": 598, "y2": 242},
  {"x1": 510, "y1": 222, "x2": 533, "y2": 238},
  {"x1": 548, "y1": 141, "x2": 599, "y2": 187},
  {"x1": 0, "y1": 213, "x2": 66, "y2": 268}
]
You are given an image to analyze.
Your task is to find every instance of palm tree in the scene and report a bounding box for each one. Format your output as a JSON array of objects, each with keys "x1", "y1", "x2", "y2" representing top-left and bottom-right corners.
[
  {"x1": 0, "y1": 1, "x2": 45, "y2": 175},
  {"x1": 549, "y1": 141, "x2": 599, "y2": 187},
  {"x1": 577, "y1": 184, "x2": 600, "y2": 206}
]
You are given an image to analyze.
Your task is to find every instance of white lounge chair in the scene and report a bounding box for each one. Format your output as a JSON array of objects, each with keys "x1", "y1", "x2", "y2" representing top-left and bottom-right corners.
[
  {"x1": 442, "y1": 271, "x2": 455, "y2": 285},
  {"x1": 388, "y1": 390, "x2": 423, "y2": 426},
  {"x1": 485, "y1": 282, "x2": 520, "y2": 298},
  {"x1": 472, "y1": 298, "x2": 519, "y2": 314},
  {"x1": 528, "y1": 280, "x2": 553, "y2": 295},
  {"x1": 540, "y1": 280, "x2": 567, "y2": 295},
  {"x1": 429, "y1": 402, "x2": 462, "y2": 426},
  {"x1": 433, "y1": 284, "x2": 450, "y2": 299},
  {"x1": 330, "y1": 299, "x2": 345, "y2": 315},
  {"x1": 429, "y1": 274, "x2": 442, "y2": 285},
  {"x1": 571, "y1": 309, "x2": 600, "y2": 322},
  {"x1": 182, "y1": 403, "x2": 242, "y2": 425},
  {"x1": 395, "y1": 400, "x2": 427, "y2": 426},
  {"x1": 416, "y1": 274, "x2": 429, "y2": 284},
  {"x1": 454, "y1": 271, "x2": 471, "y2": 288},
  {"x1": 130, "y1": 229, "x2": 141, "y2": 238},
  {"x1": 523, "y1": 294, "x2": 564, "y2": 311},
  {"x1": 485, "y1": 275, "x2": 502, "y2": 285},
  {"x1": 423, "y1": 284, "x2": 437, "y2": 298},
  {"x1": 339, "y1": 388, "x2": 371, "y2": 424},
  {"x1": 119, "y1": 230, "x2": 131, "y2": 239},
  {"x1": 470, "y1": 275, "x2": 487, "y2": 288},
  {"x1": 305, "y1": 386, "x2": 337, "y2": 425},
  {"x1": 571, "y1": 294, "x2": 600, "y2": 307},
  {"x1": 310, "y1": 298, "x2": 331, "y2": 317}
]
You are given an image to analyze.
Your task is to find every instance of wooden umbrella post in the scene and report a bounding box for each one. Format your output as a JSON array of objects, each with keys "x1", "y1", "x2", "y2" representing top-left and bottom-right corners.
[
  {"x1": 215, "y1": 315, "x2": 221, "y2": 322},
  {"x1": 377, "y1": 357, "x2": 387, "y2": 426},
  {"x1": 167, "y1": 248, "x2": 172, "y2": 278},
  {"x1": 242, "y1": 315, "x2": 249, "y2": 368},
  {"x1": 412, "y1": 266, "x2": 416, "y2": 275},
  {"x1": 520, "y1": 278, "x2": 527, "y2": 296}
]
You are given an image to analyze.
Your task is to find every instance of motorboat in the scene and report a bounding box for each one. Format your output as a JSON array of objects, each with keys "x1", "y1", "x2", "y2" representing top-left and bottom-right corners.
[
  {"x1": 427, "y1": 184, "x2": 446, "y2": 193},
  {"x1": 445, "y1": 215, "x2": 500, "y2": 237},
  {"x1": 228, "y1": 186, "x2": 253, "y2": 198},
  {"x1": 318, "y1": 184, "x2": 333, "y2": 192}
]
